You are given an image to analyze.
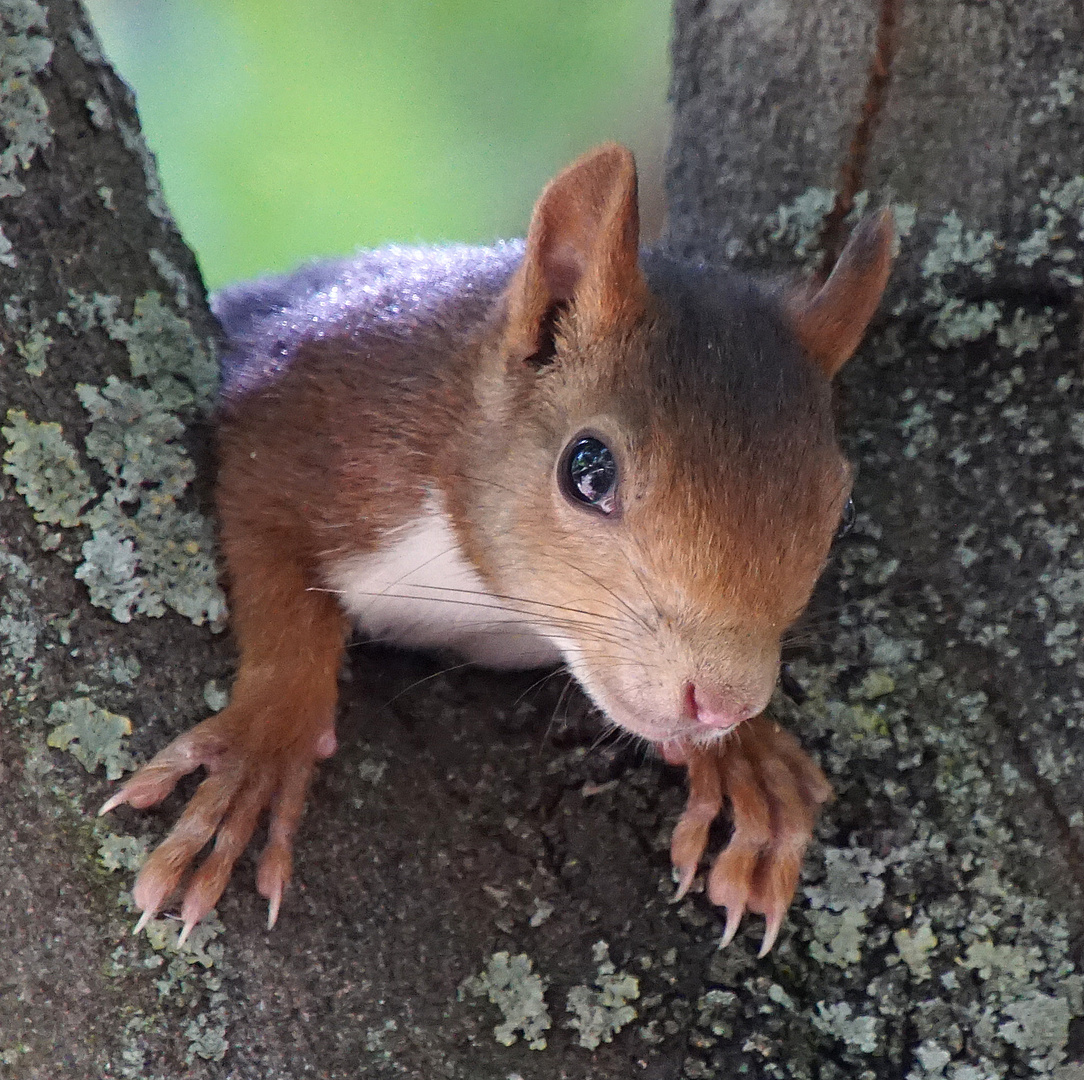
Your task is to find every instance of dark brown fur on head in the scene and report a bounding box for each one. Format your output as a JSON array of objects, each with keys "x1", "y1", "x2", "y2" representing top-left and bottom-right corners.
[
  {"x1": 213, "y1": 143, "x2": 890, "y2": 745},
  {"x1": 457, "y1": 145, "x2": 890, "y2": 742},
  {"x1": 637, "y1": 255, "x2": 849, "y2": 615}
]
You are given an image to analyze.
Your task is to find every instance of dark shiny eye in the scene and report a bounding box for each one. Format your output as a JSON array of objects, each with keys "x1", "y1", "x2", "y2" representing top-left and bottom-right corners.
[
  {"x1": 562, "y1": 436, "x2": 618, "y2": 514},
  {"x1": 835, "y1": 497, "x2": 855, "y2": 539}
]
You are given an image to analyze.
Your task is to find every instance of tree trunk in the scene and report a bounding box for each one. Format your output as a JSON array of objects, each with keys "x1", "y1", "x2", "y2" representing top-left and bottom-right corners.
[
  {"x1": 667, "y1": 0, "x2": 1084, "y2": 1076},
  {"x1": 4, "y1": 1, "x2": 1084, "y2": 1078}
]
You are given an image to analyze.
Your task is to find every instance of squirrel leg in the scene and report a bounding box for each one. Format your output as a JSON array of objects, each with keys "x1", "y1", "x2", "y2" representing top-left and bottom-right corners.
[
  {"x1": 667, "y1": 715, "x2": 832, "y2": 956},
  {"x1": 100, "y1": 548, "x2": 347, "y2": 942}
]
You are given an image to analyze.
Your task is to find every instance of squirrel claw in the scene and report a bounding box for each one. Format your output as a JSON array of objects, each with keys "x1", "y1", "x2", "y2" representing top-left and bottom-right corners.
[
  {"x1": 97, "y1": 790, "x2": 126, "y2": 817},
  {"x1": 176, "y1": 918, "x2": 197, "y2": 950},
  {"x1": 758, "y1": 910, "x2": 784, "y2": 958},
  {"x1": 668, "y1": 715, "x2": 831, "y2": 955},
  {"x1": 103, "y1": 698, "x2": 327, "y2": 940},
  {"x1": 266, "y1": 885, "x2": 283, "y2": 930},
  {"x1": 719, "y1": 905, "x2": 744, "y2": 949},
  {"x1": 671, "y1": 864, "x2": 697, "y2": 903},
  {"x1": 132, "y1": 909, "x2": 153, "y2": 936}
]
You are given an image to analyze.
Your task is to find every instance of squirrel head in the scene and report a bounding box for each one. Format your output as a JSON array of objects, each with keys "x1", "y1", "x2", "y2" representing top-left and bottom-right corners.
[{"x1": 461, "y1": 145, "x2": 893, "y2": 743}]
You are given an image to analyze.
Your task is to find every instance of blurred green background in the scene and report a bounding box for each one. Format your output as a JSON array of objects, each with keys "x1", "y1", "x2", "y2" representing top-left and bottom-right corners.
[{"x1": 85, "y1": 0, "x2": 671, "y2": 291}]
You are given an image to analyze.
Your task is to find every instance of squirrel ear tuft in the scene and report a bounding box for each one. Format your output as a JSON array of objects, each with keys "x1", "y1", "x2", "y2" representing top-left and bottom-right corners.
[
  {"x1": 787, "y1": 209, "x2": 894, "y2": 378},
  {"x1": 504, "y1": 143, "x2": 647, "y2": 366}
]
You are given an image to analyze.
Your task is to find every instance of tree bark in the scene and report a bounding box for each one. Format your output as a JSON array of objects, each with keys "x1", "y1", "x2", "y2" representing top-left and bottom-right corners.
[
  {"x1": 667, "y1": 1, "x2": 1084, "y2": 1076},
  {"x1": 5, "y1": 1, "x2": 1084, "y2": 1078}
]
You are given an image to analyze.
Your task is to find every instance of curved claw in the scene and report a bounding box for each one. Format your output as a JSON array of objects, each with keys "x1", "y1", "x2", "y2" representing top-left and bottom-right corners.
[
  {"x1": 98, "y1": 791, "x2": 127, "y2": 817},
  {"x1": 100, "y1": 726, "x2": 233, "y2": 818},
  {"x1": 258, "y1": 837, "x2": 294, "y2": 931},
  {"x1": 719, "y1": 904, "x2": 744, "y2": 949},
  {"x1": 177, "y1": 917, "x2": 198, "y2": 950},
  {"x1": 266, "y1": 886, "x2": 283, "y2": 931},
  {"x1": 667, "y1": 714, "x2": 832, "y2": 955},
  {"x1": 671, "y1": 863, "x2": 697, "y2": 903},
  {"x1": 102, "y1": 691, "x2": 332, "y2": 938},
  {"x1": 758, "y1": 909, "x2": 784, "y2": 958}
]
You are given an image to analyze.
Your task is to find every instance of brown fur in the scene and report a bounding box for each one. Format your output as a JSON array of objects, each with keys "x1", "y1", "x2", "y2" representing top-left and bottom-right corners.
[{"x1": 103, "y1": 144, "x2": 893, "y2": 951}]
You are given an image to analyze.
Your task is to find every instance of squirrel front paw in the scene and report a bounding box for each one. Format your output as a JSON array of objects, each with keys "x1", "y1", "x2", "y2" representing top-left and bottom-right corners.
[
  {"x1": 666, "y1": 715, "x2": 832, "y2": 956},
  {"x1": 100, "y1": 699, "x2": 337, "y2": 944}
]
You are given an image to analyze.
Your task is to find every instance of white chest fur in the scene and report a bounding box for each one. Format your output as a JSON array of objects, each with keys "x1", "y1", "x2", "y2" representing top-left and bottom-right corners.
[{"x1": 324, "y1": 497, "x2": 562, "y2": 670}]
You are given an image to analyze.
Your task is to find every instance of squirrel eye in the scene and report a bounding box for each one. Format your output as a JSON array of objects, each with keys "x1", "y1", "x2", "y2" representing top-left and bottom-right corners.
[
  {"x1": 835, "y1": 497, "x2": 855, "y2": 539},
  {"x1": 562, "y1": 436, "x2": 618, "y2": 514}
]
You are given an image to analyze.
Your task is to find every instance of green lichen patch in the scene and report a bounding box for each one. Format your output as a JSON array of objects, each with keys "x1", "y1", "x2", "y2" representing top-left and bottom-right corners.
[
  {"x1": 97, "y1": 832, "x2": 149, "y2": 874},
  {"x1": 105, "y1": 911, "x2": 235, "y2": 1068},
  {"x1": 115, "y1": 118, "x2": 173, "y2": 225},
  {"x1": 0, "y1": 0, "x2": 53, "y2": 200},
  {"x1": 806, "y1": 846, "x2": 886, "y2": 914},
  {"x1": 812, "y1": 1001, "x2": 880, "y2": 1054},
  {"x1": 0, "y1": 224, "x2": 14, "y2": 267},
  {"x1": 144, "y1": 911, "x2": 225, "y2": 969},
  {"x1": 767, "y1": 187, "x2": 835, "y2": 259},
  {"x1": 804, "y1": 846, "x2": 884, "y2": 968},
  {"x1": 962, "y1": 939, "x2": 1046, "y2": 985},
  {"x1": 771, "y1": 587, "x2": 1084, "y2": 1073},
  {"x1": 77, "y1": 377, "x2": 192, "y2": 495},
  {"x1": 73, "y1": 529, "x2": 141, "y2": 622},
  {"x1": 46, "y1": 696, "x2": 134, "y2": 779},
  {"x1": 916, "y1": 211, "x2": 1009, "y2": 349},
  {"x1": 459, "y1": 951, "x2": 552, "y2": 1050},
  {"x1": 107, "y1": 654, "x2": 141, "y2": 686},
  {"x1": 998, "y1": 993, "x2": 1072, "y2": 1068},
  {"x1": 69, "y1": 373, "x2": 225, "y2": 624},
  {"x1": 1, "y1": 410, "x2": 95, "y2": 527},
  {"x1": 997, "y1": 309, "x2": 1057, "y2": 357},
  {"x1": 1009, "y1": 175, "x2": 1084, "y2": 294},
  {"x1": 1031, "y1": 68, "x2": 1084, "y2": 122},
  {"x1": 69, "y1": 22, "x2": 104, "y2": 66},
  {"x1": 893, "y1": 920, "x2": 938, "y2": 982},
  {"x1": 2, "y1": 293, "x2": 227, "y2": 628},
  {"x1": 202, "y1": 678, "x2": 229, "y2": 712},
  {"x1": 929, "y1": 298, "x2": 1003, "y2": 349},
  {"x1": 0, "y1": 553, "x2": 37, "y2": 654},
  {"x1": 808, "y1": 906, "x2": 869, "y2": 968},
  {"x1": 184, "y1": 1014, "x2": 228, "y2": 1065},
  {"x1": 66, "y1": 293, "x2": 224, "y2": 625},
  {"x1": 0, "y1": 548, "x2": 43, "y2": 687},
  {"x1": 765, "y1": 188, "x2": 916, "y2": 267},
  {"x1": 16, "y1": 327, "x2": 50, "y2": 376},
  {"x1": 67, "y1": 289, "x2": 120, "y2": 331},
  {"x1": 909, "y1": 207, "x2": 1067, "y2": 354},
  {"x1": 77, "y1": 502, "x2": 224, "y2": 625},
  {"x1": 564, "y1": 940, "x2": 640, "y2": 1050},
  {"x1": 149, "y1": 248, "x2": 190, "y2": 309},
  {"x1": 101, "y1": 291, "x2": 217, "y2": 413},
  {"x1": 922, "y1": 211, "x2": 998, "y2": 280}
]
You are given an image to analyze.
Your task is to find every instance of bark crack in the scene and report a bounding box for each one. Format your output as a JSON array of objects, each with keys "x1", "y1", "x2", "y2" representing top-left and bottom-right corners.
[{"x1": 817, "y1": 0, "x2": 902, "y2": 278}]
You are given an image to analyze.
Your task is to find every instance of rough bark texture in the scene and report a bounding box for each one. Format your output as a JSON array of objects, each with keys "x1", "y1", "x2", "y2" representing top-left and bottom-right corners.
[
  {"x1": 666, "y1": 1, "x2": 1084, "y2": 1077},
  {"x1": 4, "y1": 1, "x2": 1084, "y2": 1078}
]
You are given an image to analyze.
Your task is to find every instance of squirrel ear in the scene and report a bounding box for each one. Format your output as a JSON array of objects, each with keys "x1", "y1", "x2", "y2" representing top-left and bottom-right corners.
[
  {"x1": 787, "y1": 210, "x2": 894, "y2": 378},
  {"x1": 505, "y1": 143, "x2": 647, "y2": 365}
]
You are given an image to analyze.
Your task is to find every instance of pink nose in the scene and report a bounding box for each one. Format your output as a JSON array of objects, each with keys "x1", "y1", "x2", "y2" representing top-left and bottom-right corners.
[{"x1": 684, "y1": 683, "x2": 759, "y2": 731}]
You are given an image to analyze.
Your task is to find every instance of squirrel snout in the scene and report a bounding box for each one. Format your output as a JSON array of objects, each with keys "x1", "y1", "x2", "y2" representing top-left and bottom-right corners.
[{"x1": 684, "y1": 682, "x2": 762, "y2": 731}]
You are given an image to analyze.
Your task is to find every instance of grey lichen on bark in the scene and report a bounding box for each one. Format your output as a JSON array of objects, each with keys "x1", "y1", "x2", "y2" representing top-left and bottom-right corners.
[
  {"x1": 0, "y1": 2, "x2": 236, "y2": 1075},
  {"x1": 5, "y1": 0, "x2": 1084, "y2": 1077},
  {"x1": 666, "y1": 1, "x2": 1084, "y2": 1076}
]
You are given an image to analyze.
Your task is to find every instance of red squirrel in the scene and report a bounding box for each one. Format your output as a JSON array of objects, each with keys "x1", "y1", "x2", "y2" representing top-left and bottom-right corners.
[{"x1": 100, "y1": 144, "x2": 892, "y2": 956}]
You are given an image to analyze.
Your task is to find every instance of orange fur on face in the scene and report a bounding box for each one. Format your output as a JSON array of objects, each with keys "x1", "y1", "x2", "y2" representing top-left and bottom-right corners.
[
  {"x1": 102, "y1": 143, "x2": 892, "y2": 953},
  {"x1": 456, "y1": 275, "x2": 851, "y2": 743}
]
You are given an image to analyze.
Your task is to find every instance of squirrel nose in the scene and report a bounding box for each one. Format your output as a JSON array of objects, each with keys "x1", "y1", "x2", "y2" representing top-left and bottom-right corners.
[{"x1": 684, "y1": 683, "x2": 759, "y2": 731}]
